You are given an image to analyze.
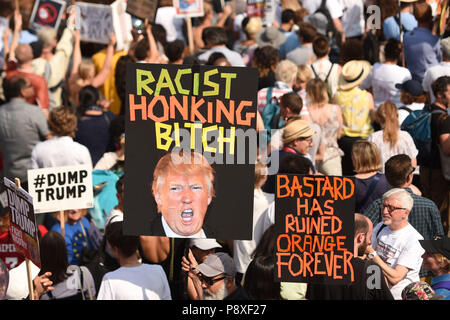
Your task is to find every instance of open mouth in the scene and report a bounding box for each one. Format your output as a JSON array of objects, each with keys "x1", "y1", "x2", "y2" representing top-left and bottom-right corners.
[{"x1": 181, "y1": 209, "x2": 194, "y2": 224}]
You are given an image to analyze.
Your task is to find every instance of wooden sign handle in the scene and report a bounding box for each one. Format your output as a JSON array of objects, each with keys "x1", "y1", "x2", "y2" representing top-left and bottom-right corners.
[
  {"x1": 186, "y1": 17, "x2": 194, "y2": 55},
  {"x1": 59, "y1": 211, "x2": 65, "y2": 239},
  {"x1": 13, "y1": 178, "x2": 34, "y2": 300}
]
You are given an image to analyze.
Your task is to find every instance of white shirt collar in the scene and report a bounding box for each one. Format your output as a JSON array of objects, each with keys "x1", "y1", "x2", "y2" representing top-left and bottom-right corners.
[{"x1": 161, "y1": 216, "x2": 206, "y2": 238}]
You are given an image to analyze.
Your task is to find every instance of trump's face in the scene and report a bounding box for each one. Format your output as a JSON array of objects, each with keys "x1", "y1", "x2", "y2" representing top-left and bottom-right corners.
[{"x1": 155, "y1": 172, "x2": 212, "y2": 236}]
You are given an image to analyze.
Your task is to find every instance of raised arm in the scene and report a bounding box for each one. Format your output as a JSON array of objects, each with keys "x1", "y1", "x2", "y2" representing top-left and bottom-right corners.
[
  {"x1": 8, "y1": 10, "x2": 22, "y2": 62},
  {"x1": 69, "y1": 30, "x2": 81, "y2": 78},
  {"x1": 145, "y1": 21, "x2": 160, "y2": 63},
  {"x1": 91, "y1": 33, "x2": 116, "y2": 88}
]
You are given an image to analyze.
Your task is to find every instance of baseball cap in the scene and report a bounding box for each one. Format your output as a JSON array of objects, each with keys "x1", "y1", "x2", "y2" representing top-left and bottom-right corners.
[
  {"x1": 190, "y1": 239, "x2": 222, "y2": 251},
  {"x1": 419, "y1": 237, "x2": 450, "y2": 259},
  {"x1": 395, "y1": 79, "x2": 424, "y2": 97},
  {"x1": 401, "y1": 281, "x2": 445, "y2": 300},
  {"x1": 193, "y1": 252, "x2": 236, "y2": 277}
]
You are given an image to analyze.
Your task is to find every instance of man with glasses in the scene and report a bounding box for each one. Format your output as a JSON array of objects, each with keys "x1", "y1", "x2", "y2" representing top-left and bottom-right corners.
[
  {"x1": 364, "y1": 154, "x2": 444, "y2": 242},
  {"x1": 192, "y1": 252, "x2": 250, "y2": 300},
  {"x1": 365, "y1": 188, "x2": 425, "y2": 299}
]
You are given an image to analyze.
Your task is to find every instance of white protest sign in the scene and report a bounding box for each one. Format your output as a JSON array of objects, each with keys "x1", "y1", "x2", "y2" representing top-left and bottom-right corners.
[
  {"x1": 76, "y1": 2, "x2": 114, "y2": 44},
  {"x1": 27, "y1": 164, "x2": 93, "y2": 214},
  {"x1": 111, "y1": 0, "x2": 133, "y2": 51}
]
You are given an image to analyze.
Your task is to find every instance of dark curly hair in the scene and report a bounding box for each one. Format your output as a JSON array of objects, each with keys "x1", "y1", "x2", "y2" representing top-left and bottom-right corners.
[
  {"x1": 48, "y1": 106, "x2": 78, "y2": 138},
  {"x1": 253, "y1": 46, "x2": 279, "y2": 77},
  {"x1": 384, "y1": 38, "x2": 403, "y2": 62}
]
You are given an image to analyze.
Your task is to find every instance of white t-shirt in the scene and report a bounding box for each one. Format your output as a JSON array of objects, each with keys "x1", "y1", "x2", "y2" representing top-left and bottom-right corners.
[
  {"x1": 234, "y1": 189, "x2": 274, "y2": 274},
  {"x1": 97, "y1": 264, "x2": 172, "y2": 300},
  {"x1": 339, "y1": 0, "x2": 365, "y2": 38},
  {"x1": 40, "y1": 265, "x2": 96, "y2": 300},
  {"x1": 155, "y1": 7, "x2": 184, "y2": 42},
  {"x1": 368, "y1": 130, "x2": 418, "y2": 173},
  {"x1": 360, "y1": 63, "x2": 412, "y2": 108},
  {"x1": 303, "y1": 0, "x2": 344, "y2": 19},
  {"x1": 422, "y1": 61, "x2": 450, "y2": 103},
  {"x1": 371, "y1": 223, "x2": 425, "y2": 300}
]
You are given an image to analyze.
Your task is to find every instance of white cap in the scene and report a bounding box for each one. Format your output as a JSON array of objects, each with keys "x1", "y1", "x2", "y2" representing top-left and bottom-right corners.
[
  {"x1": 6, "y1": 260, "x2": 40, "y2": 300},
  {"x1": 190, "y1": 239, "x2": 222, "y2": 250}
]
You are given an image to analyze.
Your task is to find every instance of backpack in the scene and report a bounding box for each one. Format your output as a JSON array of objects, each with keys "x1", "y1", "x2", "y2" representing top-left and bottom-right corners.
[
  {"x1": 311, "y1": 63, "x2": 335, "y2": 102},
  {"x1": 308, "y1": 0, "x2": 341, "y2": 63},
  {"x1": 261, "y1": 87, "x2": 285, "y2": 143},
  {"x1": 400, "y1": 105, "x2": 446, "y2": 166}
]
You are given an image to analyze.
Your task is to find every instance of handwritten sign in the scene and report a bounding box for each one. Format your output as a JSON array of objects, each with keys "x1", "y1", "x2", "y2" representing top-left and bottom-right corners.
[
  {"x1": 124, "y1": 63, "x2": 258, "y2": 239},
  {"x1": 76, "y1": 2, "x2": 113, "y2": 44},
  {"x1": 275, "y1": 175, "x2": 355, "y2": 284},
  {"x1": 27, "y1": 164, "x2": 93, "y2": 214},
  {"x1": 3, "y1": 178, "x2": 40, "y2": 268}
]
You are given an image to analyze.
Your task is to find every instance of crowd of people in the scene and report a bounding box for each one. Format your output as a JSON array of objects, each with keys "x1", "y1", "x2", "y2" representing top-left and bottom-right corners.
[{"x1": 1, "y1": 0, "x2": 450, "y2": 301}]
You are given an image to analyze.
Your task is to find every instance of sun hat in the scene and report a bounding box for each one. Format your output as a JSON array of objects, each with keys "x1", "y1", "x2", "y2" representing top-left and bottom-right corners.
[
  {"x1": 256, "y1": 26, "x2": 286, "y2": 48},
  {"x1": 282, "y1": 119, "x2": 315, "y2": 145},
  {"x1": 338, "y1": 60, "x2": 372, "y2": 91}
]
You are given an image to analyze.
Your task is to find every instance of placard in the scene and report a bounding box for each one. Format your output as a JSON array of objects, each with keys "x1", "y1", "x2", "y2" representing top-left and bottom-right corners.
[
  {"x1": 3, "y1": 178, "x2": 40, "y2": 268},
  {"x1": 76, "y1": 2, "x2": 114, "y2": 44},
  {"x1": 173, "y1": 0, "x2": 204, "y2": 18},
  {"x1": 29, "y1": 0, "x2": 66, "y2": 31},
  {"x1": 124, "y1": 63, "x2": 259, "y2": 239},
  {"x1": 125, "y1": 0, "x2": 158, "y2": 22},
  {"x1": 27, "y1": 164, "x2": 93, "y2": 214},
  {"x1": 111, "y1": 0, "x2": 133, "y2": 51},
  {"x1": 275, "y1": 175, "x2": 355, "y2": 284},
  {"x1": 247, "y1": 0, "x2": 265, "y2": 17}
]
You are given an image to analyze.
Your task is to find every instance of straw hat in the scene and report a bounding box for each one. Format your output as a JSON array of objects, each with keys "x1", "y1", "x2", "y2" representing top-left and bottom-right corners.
[
  {"x1": 338, "y1": 60, "x2": 372, "y2": 91},
  {"x1": 282, "y1": 119, "x2": 315, "y2": 145}
]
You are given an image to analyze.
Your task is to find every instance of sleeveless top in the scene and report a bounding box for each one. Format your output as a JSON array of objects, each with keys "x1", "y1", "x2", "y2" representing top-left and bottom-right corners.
[
  {"x1": 308, "y1": 104, "x2": 344, "y2": 162},
  {"x1": 334, "y1": 87, "x2": 373, "y2": 139}
]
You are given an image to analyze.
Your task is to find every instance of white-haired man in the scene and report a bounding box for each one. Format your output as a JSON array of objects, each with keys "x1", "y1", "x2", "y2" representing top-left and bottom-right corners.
[{"x1": 365, "y1": 188, "x2": 425, "y2": 300}]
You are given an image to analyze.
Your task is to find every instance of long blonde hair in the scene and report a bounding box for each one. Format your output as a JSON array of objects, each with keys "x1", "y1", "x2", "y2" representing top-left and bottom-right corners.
[{"x1": 376, "y1": 101, "x2": 399, "y2": 149}]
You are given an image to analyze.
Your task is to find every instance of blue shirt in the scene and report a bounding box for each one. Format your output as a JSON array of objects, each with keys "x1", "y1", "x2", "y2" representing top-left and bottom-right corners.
[
  {"x1": 431, "y1": 274, "x2": 450, "y2": 300},
  {"x1": 51, "y1": 217, "x2": 93, "y2": 265},
  {"x1": 404, "y1": 27, "x2": 442, "y2": 83},
  {"x1": 278, "y1": 32, "x2": 301, "y2": 59},
  {"x1": 383, "y1": 12, "x2": 417, "y2": 41}
]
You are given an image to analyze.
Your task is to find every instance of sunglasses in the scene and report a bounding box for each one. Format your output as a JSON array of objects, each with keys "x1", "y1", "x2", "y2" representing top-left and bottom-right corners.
[{"x1": 196, "y1": 273, "x2": 226, "y2": 286}]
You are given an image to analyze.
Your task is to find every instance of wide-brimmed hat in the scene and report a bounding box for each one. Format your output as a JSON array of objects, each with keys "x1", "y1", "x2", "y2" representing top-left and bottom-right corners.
[
  {"x1": 282, "y1": 119, "x2": 315, "y2": 145},
  {"x1": 338, "y1": 60, "x2": 372, "y2": 91},
  {"x1": 419, "y1": 237, "x2": 450, "y2": 259},
  {"x1": 256, "y1": 26, "x2": 286, "y2": 48}
]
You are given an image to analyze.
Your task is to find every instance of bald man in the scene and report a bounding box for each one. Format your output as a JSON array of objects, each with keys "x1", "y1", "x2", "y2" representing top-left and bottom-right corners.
[
  {"x1": 6, "y1": 43, "x2": 50, "y2": 111},
  {"x1": 306, "y1": 214, "x2": 394, "y2": 300}
]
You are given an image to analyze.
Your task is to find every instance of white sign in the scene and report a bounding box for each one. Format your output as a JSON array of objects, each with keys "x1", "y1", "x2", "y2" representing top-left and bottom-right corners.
[
  {"x1": 111, "y1": 0, "x2": 133, "y2": 51},
  {"x1": 76, "y1": 2, "x2": 114, "y2": 44},
  {"x1": 27, "y1": 164, "x2": 93, "y2": 214}
]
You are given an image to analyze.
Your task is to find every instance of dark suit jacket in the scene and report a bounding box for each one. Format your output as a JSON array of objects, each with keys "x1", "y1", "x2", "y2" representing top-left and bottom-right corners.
[{"x1": 150, "y1": 215, "x2": 216, "y2": 238}]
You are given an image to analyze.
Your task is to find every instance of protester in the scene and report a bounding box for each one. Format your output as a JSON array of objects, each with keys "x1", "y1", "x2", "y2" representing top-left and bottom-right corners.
[
  {"x1": 192, "y1": 252, "x2": 250, "y2": 300},
  {"x1": 306, "y1": 214, "x2": 394, "y2": 300},
  {"x1": 253, "y1": 45, "x2": 280, "y2": 90},
  {"x1": 368, "y1": 101, "x2": 418, "y2": 172},
  {"x1": 74, "y1": 85, "x2": 116, "y2": 167},
  {"x1": 365, "y1": 188, "x2": 425, "y2": 299},
  {"x1": 305, "y1": 78, "x2": 343, "y2": 175},
  {"x1": 97, "y1": 221, "x2": 172, "y2": 300},
  {"x1": 364, "y1": 154, "x2": 444, "y2": 243},
  {"x1": 422, "y1": 37, "x2": 450, "y2": 103},
  {"x1": 396, "y1": 79, "x2": 428, "y2": 125},
  {"x1": 360, "y1": 38, "x2": 412, "y2": 108},
  {"x1": 419, "y1": 237, "x2": 450, "y2": 299},
  {"x1": 0, "y1": 75, "x2": 50, "y2": 189},
  {"x1": 39, "y1": 231, "x2": 95, "y2": 300},
  {"x1": 50, "y1": 208, "x2": 93, "y2": 266},
  {"x1": 352, "y1": 140, "x2": 391, "y2": 213},
  {"x1": 334, "y1": 60, "x2": 375, "y2": 175},
  {"x1": 31, "y1": 106, "x2": 92, "y2": 169},
  {"x1": 181, "y1": 238, "x2": 223, "y2": 300},
  {"x1": 286, "y1": 22, "x2": 317, "y2": 66},
  {"x1": 243, "y1": 256, "x2": 282, "y2": 300}
]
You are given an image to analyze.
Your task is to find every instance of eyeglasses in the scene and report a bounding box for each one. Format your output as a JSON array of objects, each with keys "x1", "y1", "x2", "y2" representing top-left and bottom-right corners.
[
  {"x1": 382, "y1": 204, "x2": 408, "y2": 213},
  {"x1": 196, "y1": 273, "x2": 226, "y2": 286},
  {"x1": 298, "y1": 137, "x2": 313, "y2": 143}
]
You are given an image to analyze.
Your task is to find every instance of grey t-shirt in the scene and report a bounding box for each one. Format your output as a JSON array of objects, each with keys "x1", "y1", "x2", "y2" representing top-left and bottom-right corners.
[{"x1": 0, "y1": 98, "x2": 49, "y2": 182}]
